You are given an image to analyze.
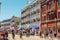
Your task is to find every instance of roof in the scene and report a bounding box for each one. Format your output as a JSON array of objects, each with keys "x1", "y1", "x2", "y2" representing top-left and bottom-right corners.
[{"x1": 1, "y1": 19, "x2": 11, "y2": 23}]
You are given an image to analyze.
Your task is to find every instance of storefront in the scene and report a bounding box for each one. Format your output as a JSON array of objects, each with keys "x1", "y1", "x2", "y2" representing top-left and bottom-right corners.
[{"x1": 57, "y1": 22, "x2": 60, "y2": 36}]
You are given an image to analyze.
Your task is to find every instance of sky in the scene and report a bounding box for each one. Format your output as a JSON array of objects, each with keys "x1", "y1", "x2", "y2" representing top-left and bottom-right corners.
[{"x1": 0, "y1": 0, "x2": 34, "y2": 21}]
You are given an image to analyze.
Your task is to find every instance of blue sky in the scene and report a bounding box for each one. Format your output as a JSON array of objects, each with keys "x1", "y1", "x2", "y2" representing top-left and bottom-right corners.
[{"x1": 0, "y1": 0, "x2": 34, "y2": 21}]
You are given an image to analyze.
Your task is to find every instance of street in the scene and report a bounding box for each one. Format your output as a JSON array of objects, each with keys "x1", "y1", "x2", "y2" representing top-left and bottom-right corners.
[{"x1": 8, "y1": 34, "x2": 59, "y2": 40}]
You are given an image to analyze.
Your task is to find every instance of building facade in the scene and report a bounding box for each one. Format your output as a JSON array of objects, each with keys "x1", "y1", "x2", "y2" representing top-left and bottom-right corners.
[
  {"x1": 40, "y1": 0, "x2": 60, "y2": 36},
  {"x1": 21, "y1": 0, "x2": 41, "y2": 29},
  {"x1": 1, "y1": 19, "x2": 11, "y2": 30},
  {"x1": 1, "y1": 16, "x2": 20, "y2": 31},
  {"x1": 10, "y1": 16, "x2": 20, "y2": 30}
]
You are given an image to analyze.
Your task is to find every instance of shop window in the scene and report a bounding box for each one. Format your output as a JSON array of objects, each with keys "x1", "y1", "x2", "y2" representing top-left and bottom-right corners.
[
  {"x1": 58, "y1": 0, "x2": 60, "y2": 6},
  {"x1": 58, "y1": 12, "x2": 60, "y2": 18},
  {"x1": 58, "y1": 29, "x2": 60, "y2": 32},
  {"x1": 57, "y1": 22, "x2": 60, "y2": 32},
  {"x1": 57, "y1": 22, "x2": 60, "y2": 25},
  {"x1": 49, "y1": 12, "x2": 55, "y2": 20}
]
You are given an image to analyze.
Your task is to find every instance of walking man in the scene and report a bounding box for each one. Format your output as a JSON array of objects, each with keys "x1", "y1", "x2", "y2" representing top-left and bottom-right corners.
[
  {"x1": 12, "y1": 30, "x2": 15, "y2": 39},
  {"x1": 20, "y1": 30, "x2": 22, "y2": 38},
  {"x1": 5, "y1": 30, "x2": 8, "y2": 40}
]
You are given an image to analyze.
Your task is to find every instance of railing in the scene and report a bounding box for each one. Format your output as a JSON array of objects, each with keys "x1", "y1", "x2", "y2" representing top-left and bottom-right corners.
[
  {"x1": 30, "y1": 21, "x2": 40, "y2": 26},
  {"x1": 21, "y1": 11, "x2": 29, "y2": 17},
  {"x1": 21, "y1": 17, "x2": 30, "y2": 23},
  {"x1": 30, "y1": 4, "x2": 40, "y2": 12},
  {"x1": 30, "y1": 13, "x2": 40, "y2": 20}
]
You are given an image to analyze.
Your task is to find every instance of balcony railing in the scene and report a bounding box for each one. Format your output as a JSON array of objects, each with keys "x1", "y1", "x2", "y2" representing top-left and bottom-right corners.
[
  {"x1": 30, "y1": 13, "x2": 40, "y2": 20},
  {"x1": 30, "y1": 4, "x2": 40, "y2": 12},
  {"x1": 30, "y1": 21, "x2": 40, "y2": 26},
  {"x1": 41, "y1": 0, "x2": 50, "y2": 5},
  {"x1": 21, "y1": 17, "x2": 30, "y2": 23},
  {"x1": 21, "y1": 11, "x2": 29, "y2": 17}
]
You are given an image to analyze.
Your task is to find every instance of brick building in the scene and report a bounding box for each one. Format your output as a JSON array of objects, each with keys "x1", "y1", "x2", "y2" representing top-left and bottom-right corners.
[{"x1": 40, "y1": 0, "x2": 60, "y2": 36}]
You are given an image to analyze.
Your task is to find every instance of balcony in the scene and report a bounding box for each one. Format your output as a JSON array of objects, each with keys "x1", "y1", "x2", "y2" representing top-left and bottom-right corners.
[
  {"x1": 30, "y1": 21, "x2": 40, "y2": 26},
  {"x1": 21, "y1": 17, "x2": 30, "y2": 23},
  {"x1": 21, "y1": 11, "x2": 29, "y2": 17},
  {"x1": 41, "y1": 0, "x2": 50, "y2": 5},
  {"x1": 30, "y1": 4, "x2": 40, "y2": 12},
  {"x1": 30, "y1": 13, "x2": 40, "y2": 20}
]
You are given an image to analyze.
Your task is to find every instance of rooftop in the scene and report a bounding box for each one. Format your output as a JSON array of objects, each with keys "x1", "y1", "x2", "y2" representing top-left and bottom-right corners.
[{"x1": 1, "y1": 19, "x2": 11, "y2": 23}]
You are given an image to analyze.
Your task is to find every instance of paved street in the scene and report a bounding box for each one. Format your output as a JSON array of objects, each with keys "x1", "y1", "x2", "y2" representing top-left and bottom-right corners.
[{"x1": 8, "y1": 34, "x2": 60, "y2": 40}]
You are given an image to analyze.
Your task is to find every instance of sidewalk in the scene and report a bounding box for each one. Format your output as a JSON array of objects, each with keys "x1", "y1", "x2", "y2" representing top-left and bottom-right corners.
[{"x1": 8, "y1": 34, "x2": 59, "y2": 40}]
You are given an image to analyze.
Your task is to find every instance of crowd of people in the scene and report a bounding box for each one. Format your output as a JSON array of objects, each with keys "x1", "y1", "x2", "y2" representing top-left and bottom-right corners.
[
  {"x1": 0, "y1": 30, "x2": 8, "y2": 40},
  {"x1": 0, "y1": 28, "x2": 58, "y2": 40}
]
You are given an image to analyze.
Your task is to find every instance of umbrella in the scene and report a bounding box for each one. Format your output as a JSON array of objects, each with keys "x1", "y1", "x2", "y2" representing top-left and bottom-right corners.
[{"x1": 35, "y1": 25, "x2": 39, "y2": 29}]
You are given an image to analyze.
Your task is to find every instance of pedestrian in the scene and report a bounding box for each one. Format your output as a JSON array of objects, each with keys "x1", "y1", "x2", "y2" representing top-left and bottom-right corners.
[
  {"x1": 46, "y1": 30, "x2": 49, "y2": 37},
  {"x1": 1, "y1": 31, "x2": 5, "y2": 40},
  {"x1": 5, "y1": 30, "x2": 8, "y2": 40},
  {"x1": 54, "y1": 31, "x2": 57, "y2": 37},
  {"x1": 40, "y1": 31, "x2": 43, "y2": 38},
  {"x1": 12, "y1": 30, "x2": 15, "y2": 39},
  {"x1": 19, "y1": 30, "x2": 22, "y2": 38}
]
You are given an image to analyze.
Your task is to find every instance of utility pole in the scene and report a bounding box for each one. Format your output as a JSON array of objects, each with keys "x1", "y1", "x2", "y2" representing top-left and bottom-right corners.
[
  {"x1": 0, "y1": 2, "x2": 1, "y2": 28},
  {"x1": 0, "y1": 2, "x2": 1, "y2": 14}
]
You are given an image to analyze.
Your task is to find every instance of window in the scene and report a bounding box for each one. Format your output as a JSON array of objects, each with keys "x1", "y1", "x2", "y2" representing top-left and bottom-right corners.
[
  {"x1": 51, "y1": 0, "x2": 54, "y2": 8},
  {"x1": 42, "y1": 16, "x2": 46, "y2": 21},
  {"x1": 57, "y1": 22, "x2": 60, "y2": 32},
  {"x1": 36, "y1": 10, "x2": 39, "y2": 13},
  {"x1": 58, "y1": 0, "x2": 60, "y2": 6},
  {"x1": 58, "y1": 12, "x2": 60, "y2": 18},
  {"x1": 49, "y1": 12, "x2": 55, "y2": 20},
  {"x1": 42, "y1": 5, "x2": 46, "y2": 12},
  {"x1": 57, "y1": 22, "x2": 60, "y2": 25},
  {"x1": 58, "y1": 29, "x2": 60, "y2": 32},
  {"x1": 48, "y1": 0, "x2": 54, "y2": 9}
]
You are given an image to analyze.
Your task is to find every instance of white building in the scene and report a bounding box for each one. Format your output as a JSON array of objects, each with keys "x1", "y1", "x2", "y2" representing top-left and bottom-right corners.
[
  {"x1": 21, "y1": 0, "x2": 41, "y2": 29},
  {"x1": 1, "y1": 19, "x2": 11, "y2": 30},
  {"x1": 1, "y1": 16, "x2": 20, "y2": 30}
]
